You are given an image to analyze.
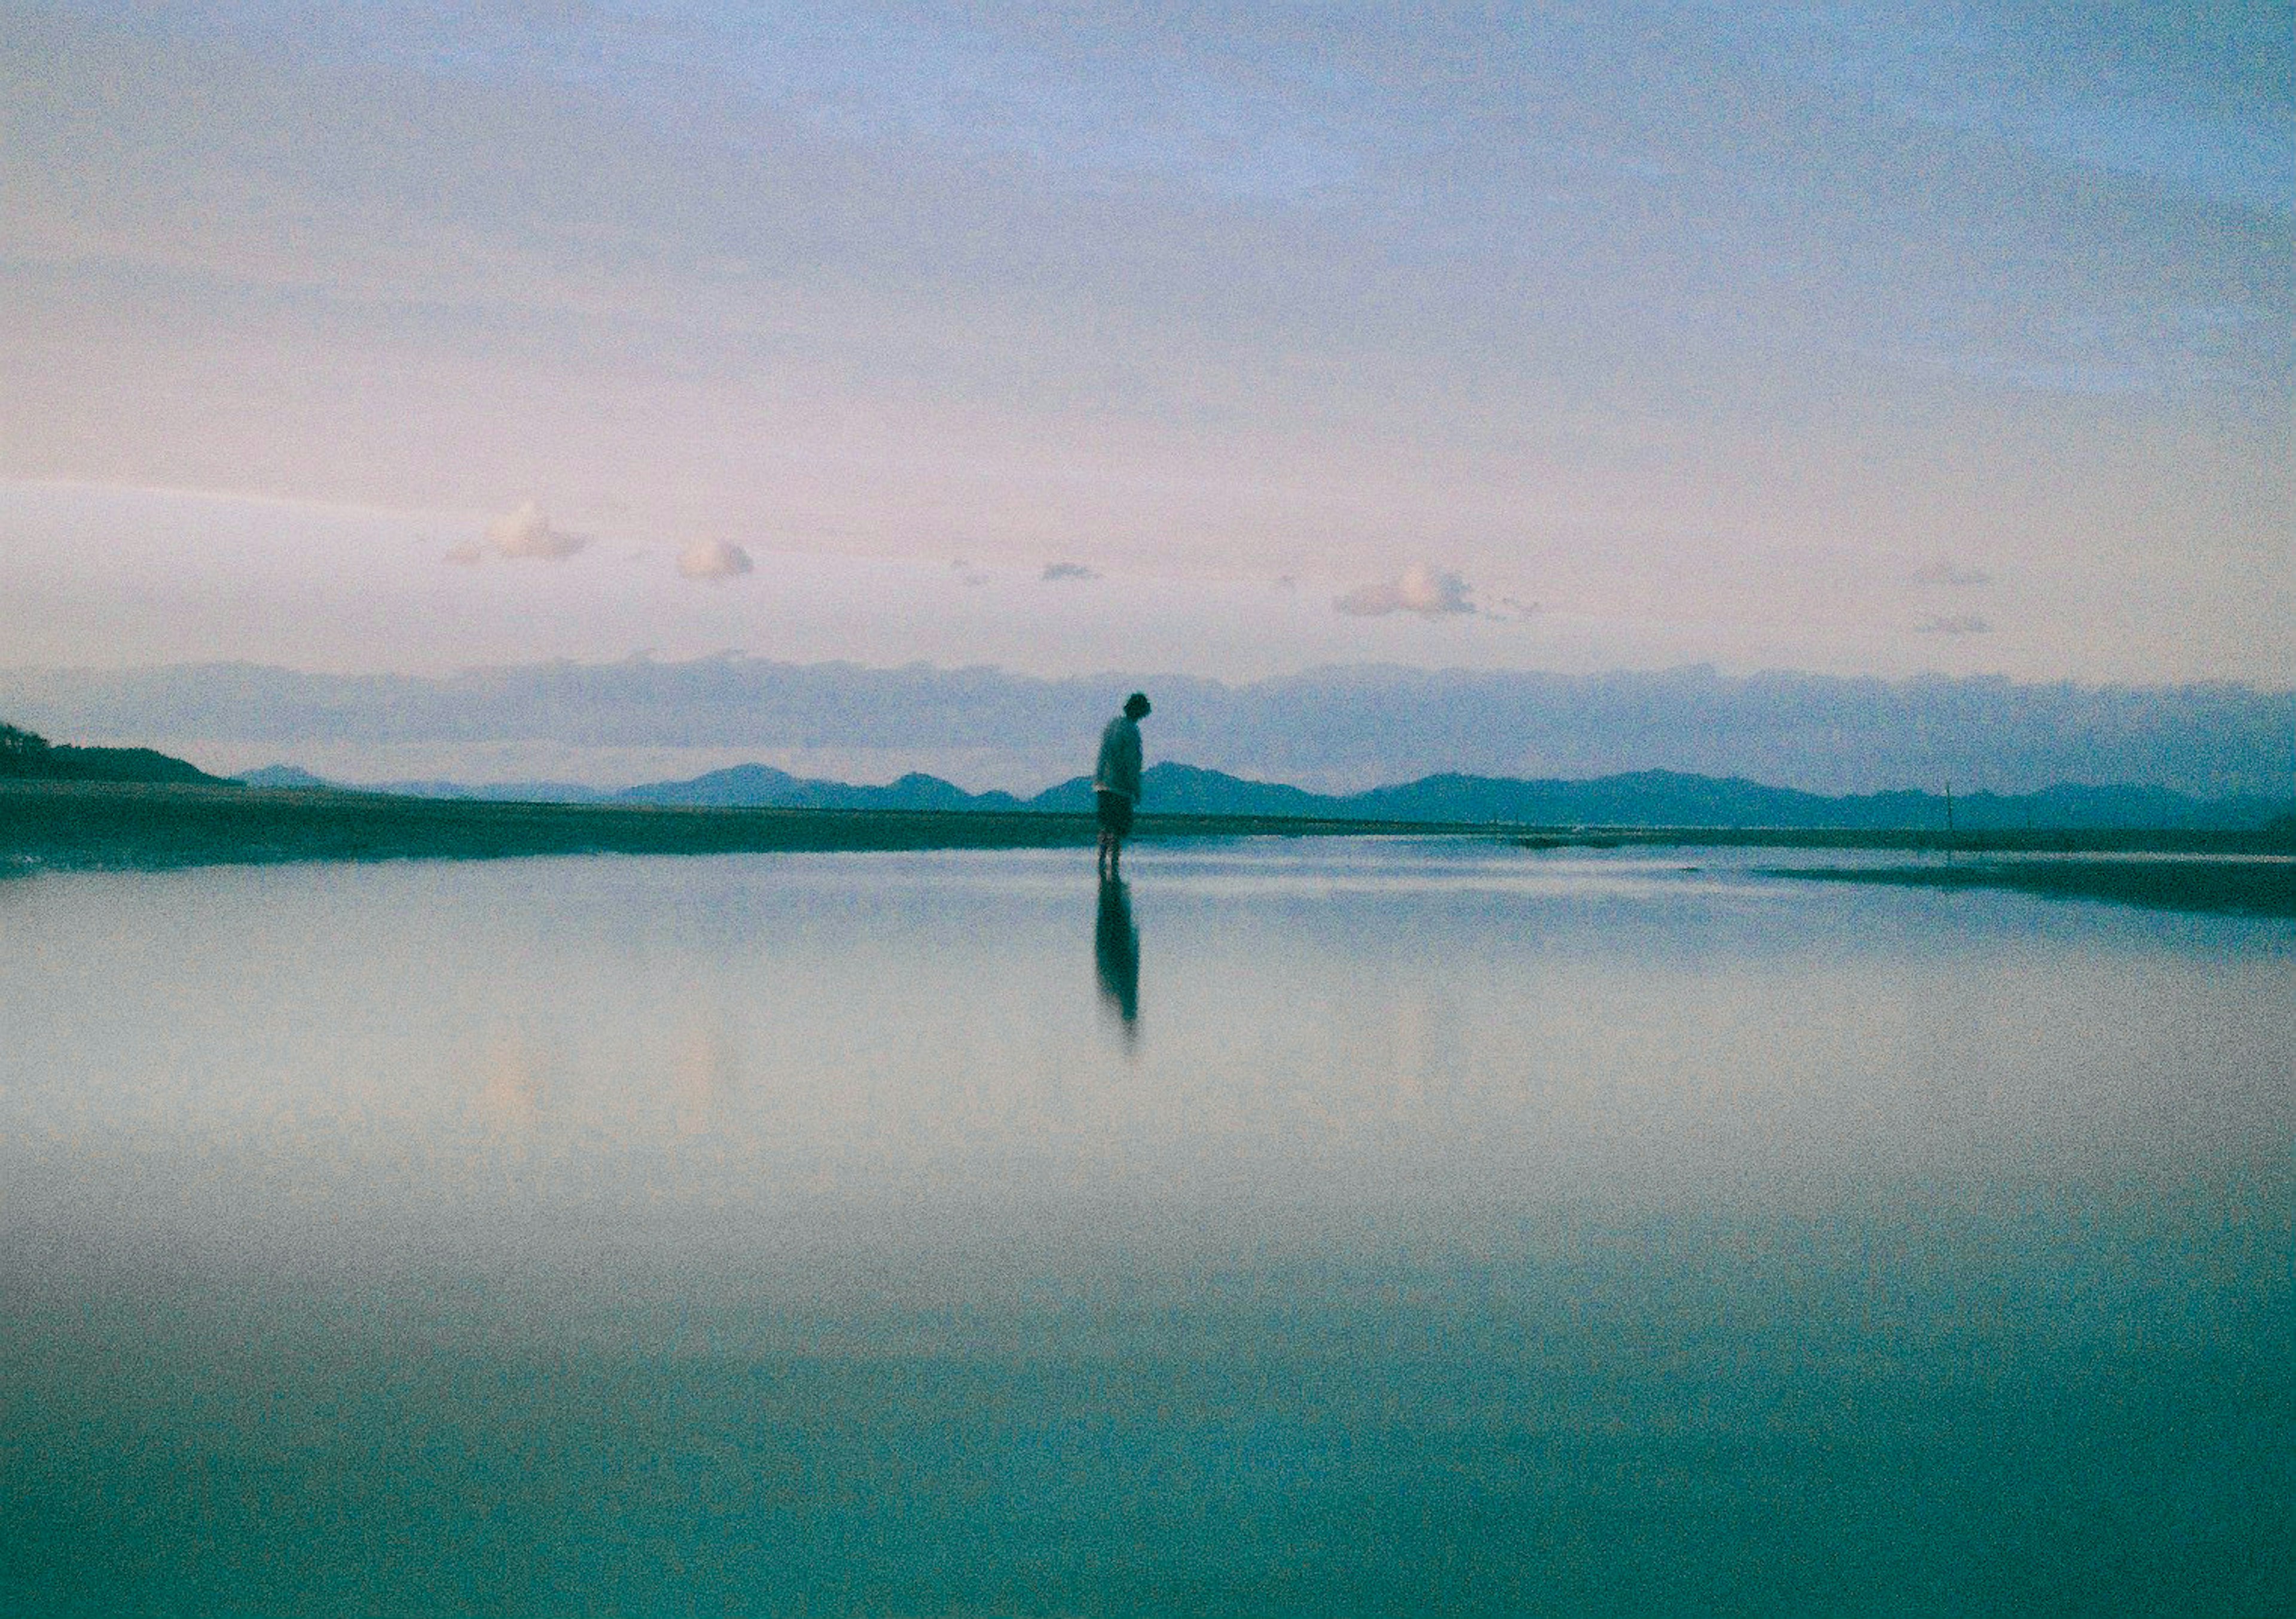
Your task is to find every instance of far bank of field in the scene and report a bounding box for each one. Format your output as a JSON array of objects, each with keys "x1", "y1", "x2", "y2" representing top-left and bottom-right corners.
[
  {"x1": 5, "y1": 778, "x2": 2289, "y2": 877},
  {"x1": 0, "y1": 779, "x2": 1496, "y2": 872},
  {"x1": 1763, "y1": 857, "x2": 2296, "y2": 917}
]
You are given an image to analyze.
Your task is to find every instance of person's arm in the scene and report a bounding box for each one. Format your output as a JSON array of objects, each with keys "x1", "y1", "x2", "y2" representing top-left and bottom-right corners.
[{"x1": 1123, "y1": 725, "x2": 1143, "y2": 800}]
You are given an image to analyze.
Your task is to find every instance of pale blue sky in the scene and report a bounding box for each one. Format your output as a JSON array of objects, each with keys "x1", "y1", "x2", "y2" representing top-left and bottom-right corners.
[{"x1": 2, "y1": 1, "x2": 2289, "y2": 692}]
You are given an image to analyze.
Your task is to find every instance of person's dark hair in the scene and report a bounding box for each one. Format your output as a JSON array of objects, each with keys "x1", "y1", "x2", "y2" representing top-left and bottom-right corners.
[{"x1": 1123, "y1": 692, "x2": 1151, "y2": 720}]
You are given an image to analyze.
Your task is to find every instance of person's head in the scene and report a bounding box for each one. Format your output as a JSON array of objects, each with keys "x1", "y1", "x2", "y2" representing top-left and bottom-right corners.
[{"x1": 1123, "y1": 692, "x2": 1151, "y2": 721}]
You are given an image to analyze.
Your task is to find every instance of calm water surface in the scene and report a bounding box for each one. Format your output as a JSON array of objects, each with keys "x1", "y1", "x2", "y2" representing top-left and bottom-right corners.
[{"x1": 2, "y1": 841, "x2": 2288, "y2": 1615}]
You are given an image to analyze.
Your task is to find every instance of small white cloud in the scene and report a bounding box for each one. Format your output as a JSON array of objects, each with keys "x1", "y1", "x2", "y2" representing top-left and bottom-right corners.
[
  {"x1": 1916, "y1": 613, "x2": 1992, "y2": 635},
  {"x1": 677, "y1": 538, "x2": 754, "y2": 581},
  {"x1": 1912, "y1": 559, "x2": 1992, "y2": 586},
  {"x1": 483, "y1": 500, "x2": 590, "y2": 561},
  {"x1": 1042, "y1": 561, "x2": 1100, "y2": 582},
  {"x1": 1336, "y1": 563, "x2": 1475, "y2": 618}
]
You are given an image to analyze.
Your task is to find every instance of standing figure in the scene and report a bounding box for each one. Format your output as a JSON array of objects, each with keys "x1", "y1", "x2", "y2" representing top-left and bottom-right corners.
[{"x1": 1094, "y1": 691, "x2": 1151, "y2": 879}]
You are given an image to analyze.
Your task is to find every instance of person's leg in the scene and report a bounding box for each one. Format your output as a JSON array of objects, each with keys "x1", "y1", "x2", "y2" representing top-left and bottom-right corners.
[
  {"x1": 1102, "y1": 792, "x2": 1129, "y2": 878},
  {"x1": 1095, "y1": 790, "x2": 1122, "y2": 878}
]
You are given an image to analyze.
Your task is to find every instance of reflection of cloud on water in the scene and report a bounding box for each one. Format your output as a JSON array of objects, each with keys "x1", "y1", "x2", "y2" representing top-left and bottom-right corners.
[
  {"x1": 1391, "y1": 988, "x2": 1462, "y2": 1110},
  {"x1": 1393, "y1": 993, "x2": 1431, "y2": 1107},
  {"x1": 468, "y1": 1034, "x2": 542, "y2": 1153},
  {"x1": 671, "y1": 1020, "x2": 740, "y2": 1141}
]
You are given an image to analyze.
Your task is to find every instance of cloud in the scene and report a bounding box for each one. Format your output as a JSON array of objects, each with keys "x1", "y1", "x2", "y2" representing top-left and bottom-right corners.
[
  {"x1": 483, "y1": 500, "x2": 590, "y2": 561},
  {"x1": 1042, "y1": 561, "x2": 1100, "y2": 582},
  {"x1": 1916, "y1": 613, "x2": 1992, "y2": 635},
  {"x1": 442, "y1": 539, "x2": 485, "y2": 566},
  {"x1": 1489, "y1": 595, "x2": 1541, "y2": 621},
  {"x1": 1912, "y1": 559, "x2": 1992, "y2": 586},
  {"x1": 677, "y1": 538, "x2": 754, "y2": 581},
  {"x1": 951, "y1": 558, "x2": 990, "y2": 586},
  {"x1": 1336, "y1": 563, "x2": 1474, "y2": 618}
]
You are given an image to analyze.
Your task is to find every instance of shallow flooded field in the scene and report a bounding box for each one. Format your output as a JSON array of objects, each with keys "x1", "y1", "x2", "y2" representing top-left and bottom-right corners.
[{"x1": 3, "y1": 841, "x2": 2288, "y2": 1615}]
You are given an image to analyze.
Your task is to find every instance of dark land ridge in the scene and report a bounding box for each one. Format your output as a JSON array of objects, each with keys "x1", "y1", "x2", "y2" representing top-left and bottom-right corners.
[
  {"x1": 5, "y1": 775, "x2": 2291, "y2": 883},
  {"x1": 1, "y1": 720, "x2": 226, "y2": 786},
  {"x1": 0, "y1": 778, "x2": 1502, "y2": 872},
  {"x1": 1766, "y1": 859, "x2": 2296, "y2": 918},
  {"x1": 8, "y1": 723, "x2": 2292, "y2": 897}
]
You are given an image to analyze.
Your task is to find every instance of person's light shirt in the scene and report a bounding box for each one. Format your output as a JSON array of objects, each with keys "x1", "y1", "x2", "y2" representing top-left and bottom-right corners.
[{"x1": 1094, "y1": 714, "x2": 1143, "y2": 802}]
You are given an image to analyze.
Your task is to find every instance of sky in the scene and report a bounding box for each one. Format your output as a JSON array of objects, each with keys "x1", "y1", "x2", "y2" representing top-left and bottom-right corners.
[{"x1": 2, "y1": 1, "x2": 2291, "y2": 782}]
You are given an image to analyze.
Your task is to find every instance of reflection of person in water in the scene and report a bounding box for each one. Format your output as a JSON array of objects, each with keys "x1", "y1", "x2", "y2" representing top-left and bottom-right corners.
[
  {"x1": 1094, "y1": 875, "x2": 1140, "y2": 1038},
  {"x1": 1094, "y1": 692, "x2": 1150, "y2": 879}
]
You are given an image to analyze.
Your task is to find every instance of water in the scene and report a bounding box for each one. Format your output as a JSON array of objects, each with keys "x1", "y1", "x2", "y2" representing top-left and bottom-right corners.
[{"x1": 2, "y1": 841, "x2": 2288, "y2": 1615}]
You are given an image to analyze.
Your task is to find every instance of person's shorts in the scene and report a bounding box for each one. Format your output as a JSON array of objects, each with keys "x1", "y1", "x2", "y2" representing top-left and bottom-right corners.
[{"x1": 1095, "y1": 789, "x2": 1134, "y2": 838}]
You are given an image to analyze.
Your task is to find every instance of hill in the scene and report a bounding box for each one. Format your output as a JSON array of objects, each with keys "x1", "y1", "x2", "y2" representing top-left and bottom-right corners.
[
  {"x1": 2, "y1": 722, "x2": 225, "y2": 786},
  {"x1": 233, "y1": 756, "x2": 2291, "y2": 832}
]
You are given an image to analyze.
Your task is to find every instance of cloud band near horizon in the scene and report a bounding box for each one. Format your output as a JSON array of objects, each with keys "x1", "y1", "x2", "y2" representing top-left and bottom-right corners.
[{"x1": 2, "y1": 655, "x2": 2286, "y2": 801}]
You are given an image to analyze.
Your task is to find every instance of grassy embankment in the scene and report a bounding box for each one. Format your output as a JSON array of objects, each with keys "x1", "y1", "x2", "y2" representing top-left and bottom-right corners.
[
  {"x1": 6, "y1": 779, "x2": 2291, "y2": 916},
  {"x1": 1532, "y1": 827, "x2": 2295, "y2": 916},
  {"x1": 1762, "y1": 857, "x2": 2296, "y2": 917},
  {"x1": 0, "y1": 778, "x2": 1486, "y2": 871}
]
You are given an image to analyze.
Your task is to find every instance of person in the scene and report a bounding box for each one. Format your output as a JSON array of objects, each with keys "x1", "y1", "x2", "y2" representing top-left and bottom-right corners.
[{"x1": 1094, "y1": 692, "x2": 1150, "y2": 878}]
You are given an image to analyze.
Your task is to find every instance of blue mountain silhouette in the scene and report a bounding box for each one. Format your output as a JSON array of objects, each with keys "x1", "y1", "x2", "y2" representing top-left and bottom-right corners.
[{"x1": 232, "y1": 758, "x2": 2287, "y2": 831}]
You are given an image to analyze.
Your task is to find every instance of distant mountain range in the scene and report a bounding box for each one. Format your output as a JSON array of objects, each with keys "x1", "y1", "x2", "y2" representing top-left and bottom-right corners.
[
  {"x1": 236, "y1": 760, "x2": 2291, "y2": 832},
  {"x1": 14, "y1": 704, "x2": 2283, "y2": 831},
  {"x1": 16, "y1": 657, "x2": 2292, "y2": 803}
]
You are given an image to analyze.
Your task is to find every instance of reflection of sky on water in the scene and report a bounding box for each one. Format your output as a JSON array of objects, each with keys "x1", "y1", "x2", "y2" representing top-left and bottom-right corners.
[
  {"x1": 0, "y1": 842, "x2": 2287, "y2": 1613},
  {"x1": 1, "y1": 841, "x2": 2286, "y2": 1244}
]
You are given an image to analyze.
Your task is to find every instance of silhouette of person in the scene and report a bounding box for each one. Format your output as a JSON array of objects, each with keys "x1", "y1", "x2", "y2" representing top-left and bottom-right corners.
[
  {"x1": 1094, "y1": 692, "x2": 1150, "y2": 879},
  {"x1": 1094, "y1": 875, "x2": 1140, "y2": 1039}
]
